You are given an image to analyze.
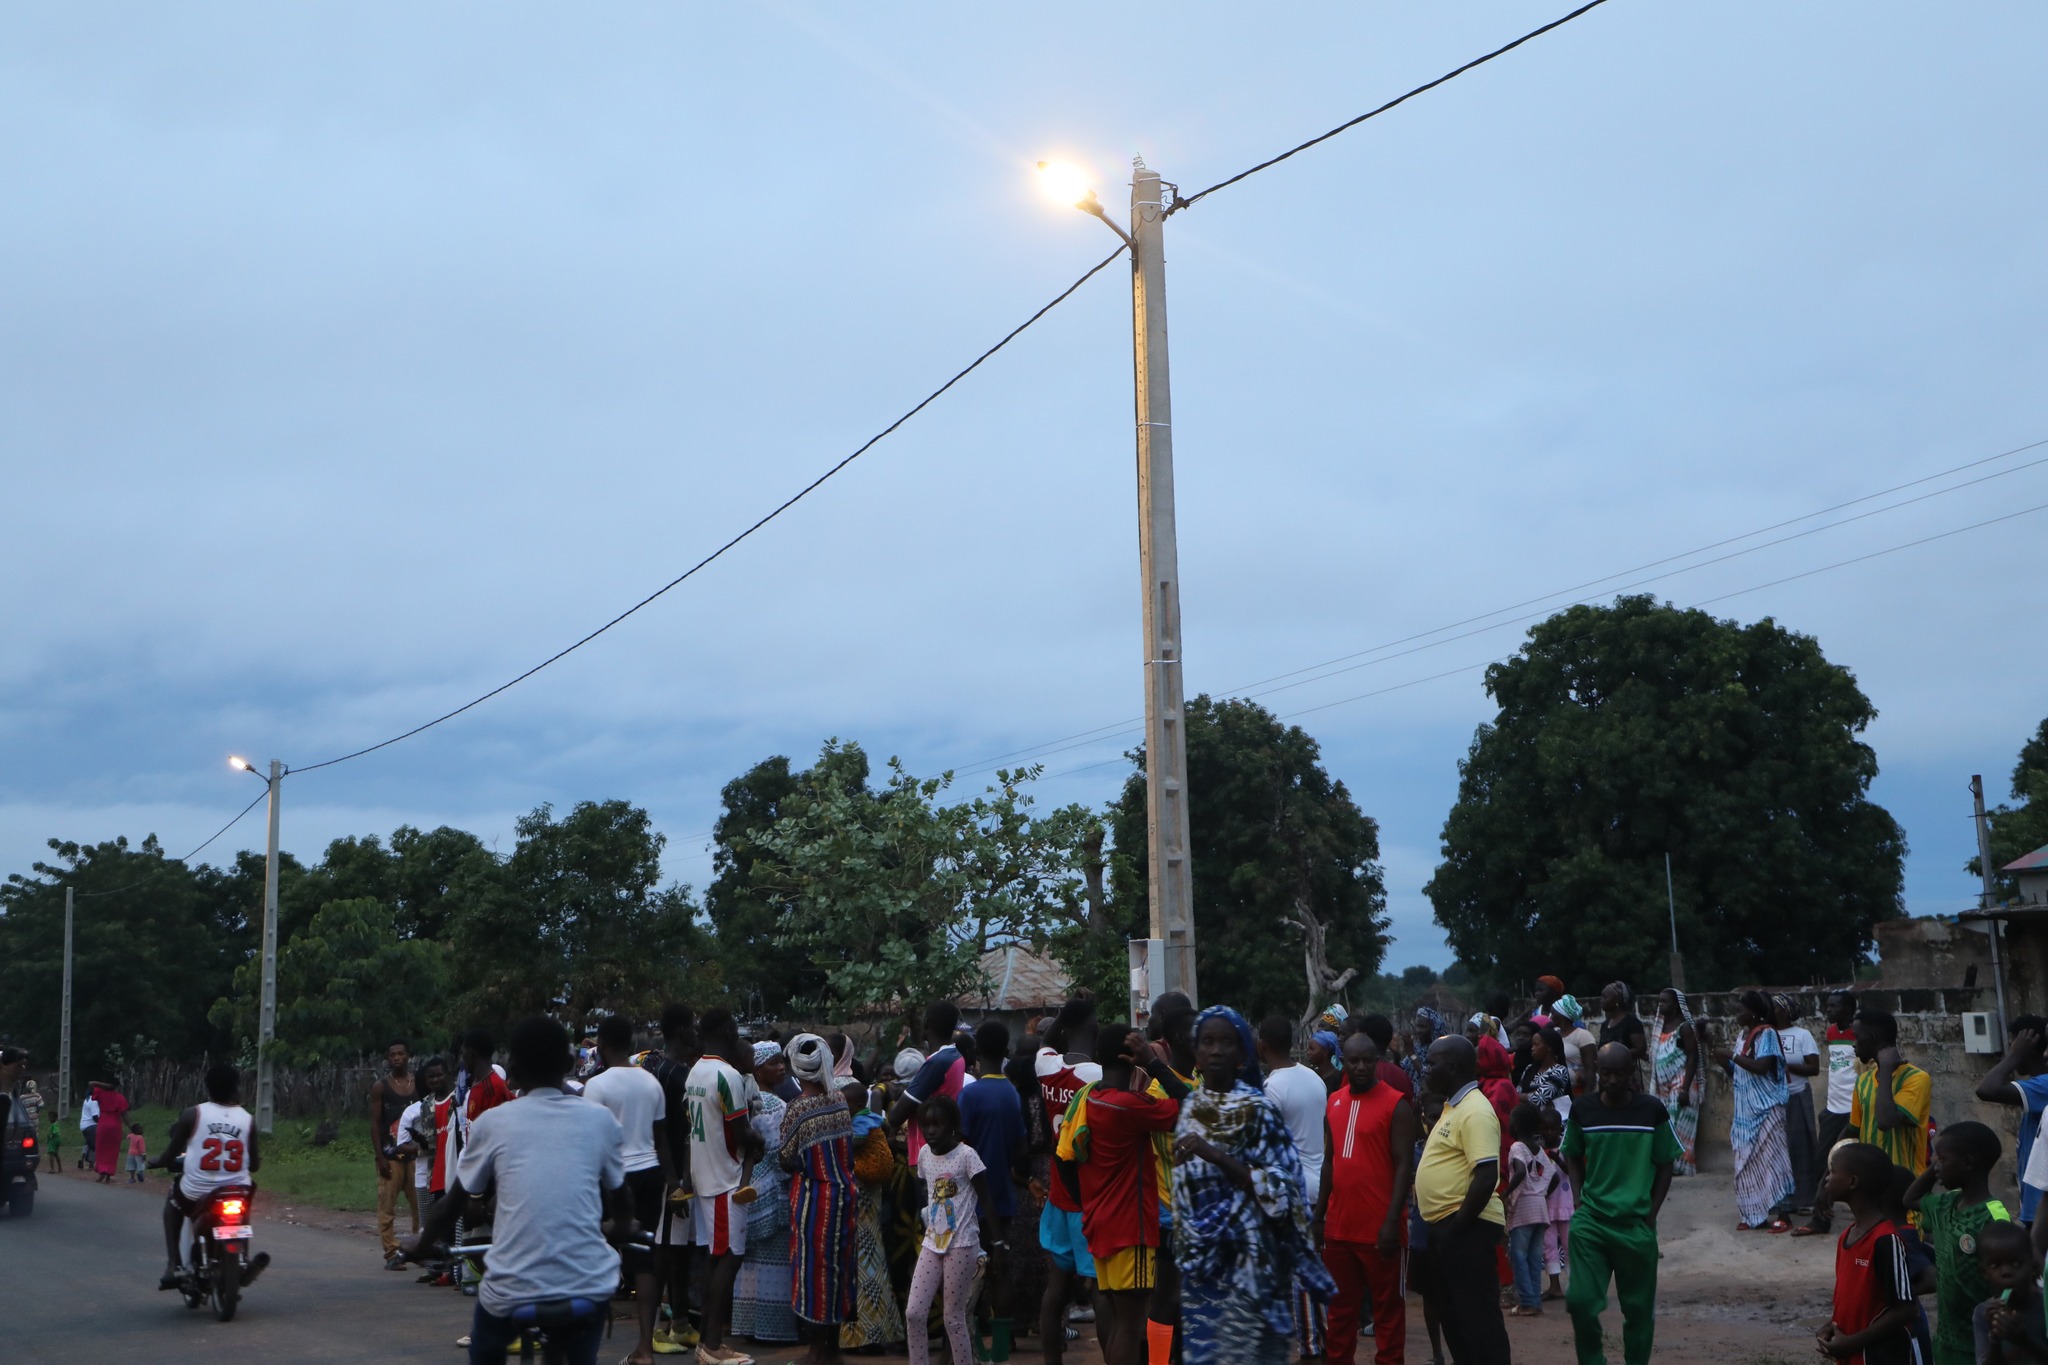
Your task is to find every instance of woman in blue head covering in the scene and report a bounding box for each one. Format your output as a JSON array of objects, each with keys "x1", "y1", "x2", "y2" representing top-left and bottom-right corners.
[{"x1": 1170, "y1": 1005, "x2": 1335, "y2": 1365}]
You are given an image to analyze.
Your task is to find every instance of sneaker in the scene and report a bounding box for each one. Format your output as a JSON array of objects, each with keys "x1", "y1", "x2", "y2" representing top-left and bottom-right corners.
[
  {"x1": 386, "y1": 1253, "x2": 409, "y2": 1271},
  {"x1": 1067, "y1": 1307, "x2": 1096, "y2": 1324},
  {"x1": 697, "y1": 1348, "x2": 754, "y2": 1365},
  {"x1": 659, "y1": 1325, "x2": 701, "y2": 1350},
  {"x1": 159, "y1": 1266, "x2": 184, "y2": 1291},
  {"x1": 454, "y1": 1336, "x2": 471, "y2": 1349}
]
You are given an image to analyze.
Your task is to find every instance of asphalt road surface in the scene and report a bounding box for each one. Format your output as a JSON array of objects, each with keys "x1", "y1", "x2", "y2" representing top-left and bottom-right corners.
[{"x1": 7, "y1": 1172, "x2": 490, "y2": 1363}]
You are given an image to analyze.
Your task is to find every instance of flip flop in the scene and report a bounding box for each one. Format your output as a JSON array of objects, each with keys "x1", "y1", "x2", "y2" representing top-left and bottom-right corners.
[
  {"x1": 1765, "y1": 1218, "x2": 1795, "y2": 1234},
  {"x1": 1789, "y1": 1224, "x2": 1831, "y2": 1238}
]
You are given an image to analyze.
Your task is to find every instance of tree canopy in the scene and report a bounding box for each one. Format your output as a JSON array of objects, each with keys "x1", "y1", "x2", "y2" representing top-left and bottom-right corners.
[
  {"x1": 1109, "y1": 695, "x2": 1390, "y2": 1022},
  {"x1": 1971, "y1": 716, "x2": 2048, "y2": 898},
  {"x1": 1426, "y1": 595, "x2": 1905, "y2": 991}
]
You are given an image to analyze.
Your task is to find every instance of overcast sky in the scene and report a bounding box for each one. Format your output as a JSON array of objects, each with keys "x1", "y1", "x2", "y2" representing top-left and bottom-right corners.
[{"x1": 5, "y1": 3, "x2": 2044, "y2": 971}]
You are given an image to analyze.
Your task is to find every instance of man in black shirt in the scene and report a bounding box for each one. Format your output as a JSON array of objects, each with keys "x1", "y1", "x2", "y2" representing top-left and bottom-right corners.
[
  {"x1": 1597, "y1": 983, "x2": 1649, "y2": 1086},
  {"x1": 638, "y1": 1003, "x2": 700, "y2": 1355}
]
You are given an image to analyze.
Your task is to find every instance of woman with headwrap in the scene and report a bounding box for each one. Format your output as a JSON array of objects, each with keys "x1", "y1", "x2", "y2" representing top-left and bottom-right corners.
[
  {"x1": 1597, "y1": 981, "x2": 1649, "y2": 1079},
  {"x1": 1549, "y1": 995, "x2": 1598, "y2": 1093},
  {"x1": 1404, "y1": 1007, "x2": 1446, "y2": 1092},
  {"x1": 836, "y1": 1077, "x2": 907, "y2": 1353},
  {"x1": 780, "y1": 1034, "x2": 857, "y2": 1363},
  {"x1": 1304, "y1": 1029, "x2": 1343, "y2": 1094},
  {"x1": 1711, "y1": 989, "x2": 1792, "y2": 1230},
  {"x1": 732, "y1": 1040, "x2": 800, "y2": 1345},
  {"x1": 1653, "y1": 988, "x2": 1706, "y2": 1175},
  {"x1": 1170, "y1": 1006, "x2": 1335, "y2": 1365}
]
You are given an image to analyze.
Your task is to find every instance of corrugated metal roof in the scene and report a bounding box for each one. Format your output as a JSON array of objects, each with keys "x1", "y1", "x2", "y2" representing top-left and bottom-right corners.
[
  {"x1": 2004, "y1": 845, "x2": 2048, "y2": 873},
  {"x1": 957, "y1": 946, "x2": 1072, "y2": 1011}
]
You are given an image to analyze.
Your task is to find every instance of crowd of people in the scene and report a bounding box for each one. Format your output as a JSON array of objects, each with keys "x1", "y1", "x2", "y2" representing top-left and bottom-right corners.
[{"x1": 22, "y1": 972, "x2": 2048, "y2": 1365}]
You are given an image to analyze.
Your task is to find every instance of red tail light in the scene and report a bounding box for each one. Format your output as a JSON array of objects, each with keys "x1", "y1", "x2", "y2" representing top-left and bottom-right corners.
[
  {"x1": 215, "y1": 1197, "x2": 247, "y2": 1221},
  {"x1": 21, "y1": 1136, "x2": 33, "y2": 1149}
]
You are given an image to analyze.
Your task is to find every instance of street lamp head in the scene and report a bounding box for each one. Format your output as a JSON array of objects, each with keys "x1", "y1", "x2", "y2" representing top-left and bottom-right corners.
[
  {"x1": 1035, "y1": 160, "x2": 1094, "y2": 210},
  {"x1": 228, "y1": 755, "x2": 251, "y2": 772}
]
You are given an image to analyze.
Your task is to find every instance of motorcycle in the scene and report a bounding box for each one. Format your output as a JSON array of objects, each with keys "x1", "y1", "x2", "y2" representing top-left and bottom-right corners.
[{"x1": 167, "y1": 1183, "x2": 268, "y2": 1321}]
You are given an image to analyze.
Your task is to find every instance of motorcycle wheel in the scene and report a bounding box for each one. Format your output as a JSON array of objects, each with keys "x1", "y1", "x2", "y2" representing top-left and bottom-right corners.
[{"x1": 210, "y1": 1252, "x2": 240, "y2": 1322}]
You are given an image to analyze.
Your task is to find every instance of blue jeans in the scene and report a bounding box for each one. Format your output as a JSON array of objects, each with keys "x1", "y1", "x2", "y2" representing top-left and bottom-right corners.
[
  {"x1": 1508, "y1": 1221, "x2": 1547, "y2": 1309},
  {"x1": 468, "y1": 1301, "x2": 604, "y2": 1365}
]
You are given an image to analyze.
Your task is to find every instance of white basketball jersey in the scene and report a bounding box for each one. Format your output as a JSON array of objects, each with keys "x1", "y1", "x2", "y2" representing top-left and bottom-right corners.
[{"x1": 179, "y1": 1101, "x2": 255, "y2": 1200}]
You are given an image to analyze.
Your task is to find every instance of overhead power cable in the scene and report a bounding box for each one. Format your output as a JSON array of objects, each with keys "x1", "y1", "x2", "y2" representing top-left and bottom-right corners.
[
  {"x1": 71, "y1": 788, "x2": 270, "y2": 898},
  {"x1": 1037, "y1": 496, "x2": 2048, "y2": 781},
  {"x1": 1172, "y1": 0, "x2": 1614, "y2": 212},
  {"x1": 292, "y1": 245, "x2": 1130, "y2": 775},
  {"x1": 947, "y1": 435, "x2": 2048, "y2": 779}
]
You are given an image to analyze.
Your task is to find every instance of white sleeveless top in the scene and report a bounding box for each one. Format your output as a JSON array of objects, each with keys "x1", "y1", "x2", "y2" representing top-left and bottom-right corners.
[{"x1": 179, "y1": 1101, "x2": 255, "y2": 1199}]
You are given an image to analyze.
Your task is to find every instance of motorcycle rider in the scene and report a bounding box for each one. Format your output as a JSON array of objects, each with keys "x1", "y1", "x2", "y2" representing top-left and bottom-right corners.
[
  {"x1": 405, "y1": 1016, "x2": 638, "y2": 1365},
  {"x1": 155, "y1": 1063, "x2": 268, "y2": 1289}
]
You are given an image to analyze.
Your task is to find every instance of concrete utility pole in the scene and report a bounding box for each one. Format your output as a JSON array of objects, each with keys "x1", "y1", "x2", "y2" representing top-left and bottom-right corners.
[
  {"x1": 1129, "y1": 158, "x2": 1198, "y2": 1006},
  {"x1": 257, "y1": 759, "x2": 283, "y2": 1135},
  {"x1": 59, "y1": 886, "x2": 73, "y2": 1121},
  {"x1": 1972, "y1": 774, "x2": 2009, "y2": 1035}
]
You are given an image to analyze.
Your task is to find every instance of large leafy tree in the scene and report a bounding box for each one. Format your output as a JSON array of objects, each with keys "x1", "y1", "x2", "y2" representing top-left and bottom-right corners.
[
  {"x1": 447, "y1": 800, "x2": 710, "y2": 1031},
  {"x1": 210, "y1": 896, "x2": 452, "y2": 1065},
  {"x1": 0, "y1": 835, "x2": 254, "y2": 1075},
  {"x1": 1426, "y1": 595, "x2": 1905, "y2": 990},
  {"x1": 705, "y1": 755, "x2": 850, "y2": 1015},
  {"x1": 746, "y1": 741, "x2": 1101, "y2": 1022},
  {"x1": 1970, "y1": 718, "x2": 2048, "y2": 899},
  {"x1": 1109, "y1": 696, "x2": 1390, "y2": 1023}
]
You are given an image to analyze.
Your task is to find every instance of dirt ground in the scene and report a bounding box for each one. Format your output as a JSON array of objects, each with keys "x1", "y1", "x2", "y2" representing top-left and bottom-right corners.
[{"x1": 53, "y1": 1162, "x2": 1837, "y2": 1363}]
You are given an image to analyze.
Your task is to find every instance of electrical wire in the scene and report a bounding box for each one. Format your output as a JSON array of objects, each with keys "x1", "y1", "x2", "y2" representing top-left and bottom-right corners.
[
  {"x1": 291, "y1": 244, "x2": 1131, "y2": 776},
  {"x1": 69, "y1": 788, "x2": 270, "y2": 899},
  {"x1": 946, "y1": 435, "x2": 2048, "y2": 779},
  {"x1": 1033, "y1": 496, "x2": 2048, "y2": 780},
  {"x1": 1172, "y1": 0, "x2": 1615, "y2": 213}
]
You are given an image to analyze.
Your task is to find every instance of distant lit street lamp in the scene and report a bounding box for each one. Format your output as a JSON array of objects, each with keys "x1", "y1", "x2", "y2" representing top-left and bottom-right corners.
[
  {"x1": 231, "y1": 755, "x2": 284, "y2": 1134},
  {"x1": 1039, "y1": 157, "x2": 1198, "y2": 1006}
]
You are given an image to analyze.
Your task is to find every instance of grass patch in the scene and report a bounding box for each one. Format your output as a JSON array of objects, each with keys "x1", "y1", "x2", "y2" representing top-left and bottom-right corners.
[{"x1": 52, "y1": 1105, "x2": 381, "y2": 1213}]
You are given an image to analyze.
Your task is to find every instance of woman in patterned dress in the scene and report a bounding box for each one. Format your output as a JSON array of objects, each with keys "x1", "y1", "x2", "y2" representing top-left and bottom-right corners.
[
  {"x1": 1170, "y1": 1005, "x2": 1336, "y2": 1365},
  {"x1": 781, "y1": 1034, "x2": 857, "y2": 1365},
  {"x1": 1713, "y1": 989, "x2": 1792, "y2": 1229},
  {"x1": 1653, "y1": 988, "x2": 1705, "y2": 1175},
  {"x1": 732, "y1": 1042, "x2": 800, "y2": 1345},
  {"x1": 838, "y1": 1081, "x2": 908, "y2": 1352}
]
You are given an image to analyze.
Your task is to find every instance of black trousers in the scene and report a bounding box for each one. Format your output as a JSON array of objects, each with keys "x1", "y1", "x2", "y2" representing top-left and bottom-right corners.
[{"x1": 1430, "y1": 1217, "x2": 1513, "y2": 1365}]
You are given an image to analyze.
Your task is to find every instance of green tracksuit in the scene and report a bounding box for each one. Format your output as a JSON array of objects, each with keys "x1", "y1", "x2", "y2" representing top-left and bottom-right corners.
[{"x1": 1561, "y1": 1092, "x2": 1682, "y2": 1365}]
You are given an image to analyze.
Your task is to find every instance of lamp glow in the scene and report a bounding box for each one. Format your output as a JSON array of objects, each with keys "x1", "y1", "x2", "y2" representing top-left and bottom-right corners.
[
  {"x1": 1036, "y1": 160, "x2": 1094, "y2": 208},
  {"x1": 228, "y1": 756, "x2": 251, "y2": 772}
]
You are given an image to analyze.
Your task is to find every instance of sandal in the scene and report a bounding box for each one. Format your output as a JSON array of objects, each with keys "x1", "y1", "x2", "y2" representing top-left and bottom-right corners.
[
  {"x1": 1765, "y1": 1218, "x2": 1794, "y2": 1234},
  {"x1": 1790, "y1": 1223, "x2": 1831, "y2": 1238}
]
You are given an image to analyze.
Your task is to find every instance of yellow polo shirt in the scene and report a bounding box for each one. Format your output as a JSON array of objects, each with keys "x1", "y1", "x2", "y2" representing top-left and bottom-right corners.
[{"x1": 1415, "y1": 1085, "x2": 1505, "y2": 1225}]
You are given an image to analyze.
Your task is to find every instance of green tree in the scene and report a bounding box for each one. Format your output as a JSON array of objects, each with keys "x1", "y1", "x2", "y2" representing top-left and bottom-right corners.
[
  {"x1": 210, "y1": 897, "x2": 451, "y2": 1065},
  {"x1": 0, "y1": 835, "x2": 252, "y2": 1074},
  {"x1": 447, "y1": 800, "x2": 710, "y2": 1031},
  {"x1": 1108, "y1": 696, "x2": 1390, "y2": 1023},
  {"x1": 747, "y1": 741, "x2": 1100, "y2": 1022},
  {"x1": 705, "y1": 756, "x2": 845, "y2": 1014},
  {"x1": 1426, "y1": 595, "x2": 1905, "y2": 990},
  {"x1": 1969, "y1": 718, "x2": 2048, "y2": 898}
]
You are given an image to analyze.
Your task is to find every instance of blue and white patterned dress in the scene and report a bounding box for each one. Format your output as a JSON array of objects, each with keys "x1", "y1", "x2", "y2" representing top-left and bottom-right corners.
[{"x1": 1730, "y1": 1024, "x2": 1792, "y2": 1226}]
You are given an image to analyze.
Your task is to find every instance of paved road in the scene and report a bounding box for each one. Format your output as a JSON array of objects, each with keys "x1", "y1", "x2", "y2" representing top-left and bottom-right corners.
[{"x1": 7, "y1": 1171, "x2": 485, "y2": 1363}]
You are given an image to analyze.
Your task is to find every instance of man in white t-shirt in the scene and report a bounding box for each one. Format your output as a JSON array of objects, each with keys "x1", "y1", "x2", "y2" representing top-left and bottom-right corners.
[
  {"x1": 1773, "y1": 994, "x2": 1822, "y2": 1221},
  {"x1": 1258, "y1": 1014, "x2": 1331, "y2": 1361},
  {"x1": 584, "y1": 1016, "x2": 671, "y2": 1365},
  {"x1": 406, "y1": 1017, "x2": 632, "y2": 1365},
  {"x1": 684, "y1": 1009, "x2": 762, "y2": 1365}
]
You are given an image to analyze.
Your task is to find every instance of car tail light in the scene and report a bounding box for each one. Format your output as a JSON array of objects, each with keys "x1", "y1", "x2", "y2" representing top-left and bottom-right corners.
[
  {"x1": 216, "y1": 1197, "x2": 247, "y2": 1221},
  {"x1": 21, "y1": 1136, "x2": 33, "y2": 1149}
]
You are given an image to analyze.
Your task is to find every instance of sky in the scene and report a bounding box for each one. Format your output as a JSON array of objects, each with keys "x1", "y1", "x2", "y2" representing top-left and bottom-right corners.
[{"x1": 4, "y1": 2, "x2": 2045, "y2": 972}]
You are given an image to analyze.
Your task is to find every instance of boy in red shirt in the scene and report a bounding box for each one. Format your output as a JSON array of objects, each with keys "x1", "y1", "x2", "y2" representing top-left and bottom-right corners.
[
  {"x1": 1818, "y1": 1142, "x2": 1920, "y2": 1365},
  {"x1": 1061, "y1": 1029, "x2": 1184, "y2": 1365}
]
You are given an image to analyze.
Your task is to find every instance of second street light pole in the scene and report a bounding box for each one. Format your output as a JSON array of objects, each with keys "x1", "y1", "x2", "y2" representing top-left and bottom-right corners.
[
  {"x1": 258, "y1": 759, "x2": 283, "y2": 1135},
  {"x1": 1129, "y1": 158, "x2": 1199, "y2": 1006},
  {"x1": 60, "y1": 886, "x2": 73, "y2": 1121}
]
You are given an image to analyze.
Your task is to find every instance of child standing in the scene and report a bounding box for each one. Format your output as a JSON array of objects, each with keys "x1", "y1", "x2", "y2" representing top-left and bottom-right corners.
[
  {"x1": 1817, "y1": 1142, "x2": 1920, "y2": 1365},
  {"x1": 1502, "y1": 1104, "x2": 1552, "y2": 1316},
  {"x1": 125, "y1": 1123, "x2": 148, "y2": 1182},
  {"x1": 1974, "y1": 1221, "x2": 2048, "y2": 1365},
  {"x1": 48, "y1": 1115, "x2": 62, "y2": 1172},
  {"x1": 1881, "y1": 1166, "x2": 1935, "y2": 1365},
  {"x1": 1541, "y1": 1105, "x2": 1574, "y2": 1302},
  {"x1": 905, "y1": 1094, "x2": 990, "y2": 1365},
  {"x1": 1905, "y1": 1121, "x2": 2011, "y2": 1365}
]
